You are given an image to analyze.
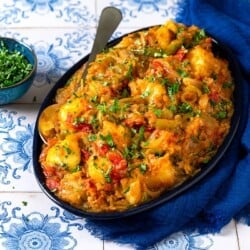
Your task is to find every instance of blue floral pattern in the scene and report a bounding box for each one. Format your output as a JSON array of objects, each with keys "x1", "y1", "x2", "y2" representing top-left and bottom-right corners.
[
  {"x1": 110, "y1": 0, "x2": 182, "y2": 21},
  {"x1": 0, "y1": 0, "x2": 95, "y2": 25},
  {"x1": 34, "y1": 40, "x2": 73, "y2": 86},
  {"x1": 0, "y1": 110, "x2": 33, "y2": 184},
  {"x1": 33, "y1": 30, "x2": 93, "y2": 86},
  {"x1": 149, "y1": 232, "x2": 213, "y2": 250},
  {"x1": 0, "y1": 202, "x2": 83, "y2": 250}
]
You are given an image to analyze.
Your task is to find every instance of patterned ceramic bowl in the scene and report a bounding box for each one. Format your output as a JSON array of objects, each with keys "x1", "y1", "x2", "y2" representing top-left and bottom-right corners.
[{"x1": 0, "y1": 37, "x2": 37, "y2": 105}]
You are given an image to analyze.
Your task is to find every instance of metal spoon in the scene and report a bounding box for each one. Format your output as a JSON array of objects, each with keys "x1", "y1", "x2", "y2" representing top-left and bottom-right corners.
[
  {"x1": 38, "y1": 7, "x2": 122, "y2": 144},
  {"x1": 82, "y1": 6, "x2": 122, "y2": 79}
]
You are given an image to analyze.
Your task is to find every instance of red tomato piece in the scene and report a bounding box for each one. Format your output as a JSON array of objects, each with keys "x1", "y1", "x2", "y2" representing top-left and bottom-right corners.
[
  {"x1": 98, "y1": 144, "x2": 110, "y2": 156},
  {"x1": 81, "y1": 149, "x2": 90, "y2": 162},
  {"x1": 209, "y1": 91, "x2": 220, "y2": 103},
  {"x1": 46, "y1": 177, "x2": 60, "y2": 191},
  {"x1": 43, "y1": 166, "x2": 56, "y2": 177},
  {"x1": 107, "y1": 151, "x2": 128, "y2": 180},
  {"x1": 73, "y1": 122, "x2": 92, "y2": 132},
  {"x1": 174, "y1": 48, "x2": 187, "y2": 61}
]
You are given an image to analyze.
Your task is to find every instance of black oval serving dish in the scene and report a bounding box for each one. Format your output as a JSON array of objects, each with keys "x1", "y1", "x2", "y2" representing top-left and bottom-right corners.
[{"x1": 33, "y1": 27, "x2": 243, "y2": 220}]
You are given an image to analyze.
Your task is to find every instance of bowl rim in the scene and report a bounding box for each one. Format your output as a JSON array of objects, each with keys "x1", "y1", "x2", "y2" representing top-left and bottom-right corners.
[
  {"x1": 33, "y1": 26, "x2": 244, "y2": 220},
  {"x1": 0, "y1": 37, "x2": 37, "y2": 89}
]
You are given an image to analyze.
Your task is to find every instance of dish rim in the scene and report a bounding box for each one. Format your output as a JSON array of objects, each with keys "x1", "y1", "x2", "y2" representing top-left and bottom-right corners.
[{"x1": 33, "y1": 26, "x2": 243, "y2": 220}]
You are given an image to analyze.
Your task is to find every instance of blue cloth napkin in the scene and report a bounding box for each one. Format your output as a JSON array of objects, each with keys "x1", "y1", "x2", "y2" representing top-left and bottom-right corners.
[{"x1": 85, "y1": 1, "x2": 250, "y2": 249}]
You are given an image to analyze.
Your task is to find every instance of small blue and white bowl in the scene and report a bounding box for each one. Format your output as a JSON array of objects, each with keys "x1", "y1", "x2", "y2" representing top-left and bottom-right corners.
[{"x1": 0, "y1": 37, "x2": 37, "y2": 105}]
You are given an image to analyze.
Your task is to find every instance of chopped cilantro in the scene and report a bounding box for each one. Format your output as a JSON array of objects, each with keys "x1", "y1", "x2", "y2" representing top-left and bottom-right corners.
[
  {"x1": 202, "y1": 84, "x2": 210, "y2": 94},
  {"x1": 99, "y1": 133, "x2": 115, "y2": 147},
  {"x1": 88, "y1": 134, "x2": 97, "y2": 142},
  {"x1": 141, "y1": 89, "x2": 150, "y2": 98},
  {"x1": 104, "y1": 166, "x2": 112, "y2": 183},
  {"x1": 0, "y1": 41, "x2": 33, "y2": 88},
  {"x1": 176, "y1": 68, "x2": 189, "y2": 77},
  {"x1": 178, "y1": 102, "x2": 193, "y2": 113},
  {"x1": 22, "y1": 201, "x2": 28, "y2": 206},
  {"x1": 153, "y1": 108, "x2": 162, "y2": 118},
  {"x1": 139, "y1": 163, "x2": 147, "y2": 173},
  {"x1": 168, "y1": 82, "x2": 180, "y2": 100},
  {"x1": 223, "y1": 82, "x2": 233, "y2": 88},
  {"x1": 109, "y1": 99, "x2": 120, "y2": 113},
  {"x1": 138, "y1": 126, "x2": 145, "y2": 141},
  {"x1": 193, "y1": 29, "x2": 206, "y2": 44},
  {"x1": 215, "y1": 111, "x2": 227, "y2": 119},
  {"x1": 97, "y1": 103, "x2": 107, "y2": 113},
  {"x1": 126, "y1": 63, "x2": 134, "y2": 80}
]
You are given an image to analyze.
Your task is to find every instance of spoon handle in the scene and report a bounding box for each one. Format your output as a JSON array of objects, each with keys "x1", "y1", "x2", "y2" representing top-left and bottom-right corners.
[{"x1": 82, "y1": 7, "x2": 122, "y2": 79}]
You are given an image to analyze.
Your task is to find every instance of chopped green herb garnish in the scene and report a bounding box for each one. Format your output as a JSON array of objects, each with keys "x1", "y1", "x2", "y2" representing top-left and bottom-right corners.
[
  {"x1": 97, "y1": 103, "x2": 107, "y2": 113},
  {"x1": 90, "y1": 116, "x2": 99, "y2": 129},
  {"x1": 138, "y1": 126, "x2": 145, "y2": 141},
  {"x1": 161, "y1": 78, "x2": 171, "y2": 86},
  {"x1": 178, "y1": 102, "x2": 193, "y2": 113},
  {"x1": 71, "y1": 165, "x2": 81, "y2": 172},
  {"x1": 141, "y1": 89, "x2": 150, "y2": 98},
  {"x1": 0, "y1": 41, "x2": 33, "y2": 88},
  {"x1": 132, "y1": 47, "x2": 167, "y2": 58},
  {"x1": 103, "y1": 166, "x2": 112, "y2": 183},
  {"x1": 73, "y1": 117, "x2": 85, "y2": 126},
  {"x1": 168, "y1": 82, "x2": 180, "y2": 100},
  {"x1": 168, "y1": 104, "x2": 177, "y2": 113},
  {"x1": 91, "y1": 95, "x2": 98, "y2": 103},
  {"x1": 63, "y1": 145, "x2": 72, "y2": 154},
  {"x1": 153, "y1": 108, "x2": 162, "y2": 118},
  {"x1": 193, "y1": 29, "x2": 206, "y2": 44},
  {"x1": 126, "y1": 63, "x2": 134, "y2": 80},
  {"x1": 223, "y1": 82, "x2": 233, "y2": 88},
  {"x1": 22, "y1": 201, "x2": 28, "y2": 206},
  {"x1": 148, "y1": 76, "x2": 156, "y2": 82},
  {"x1": 109, "y1": 99, "x2": 120, "y2": 113},
  {"x1": 100, "y1": 133, "x2": 115, "y2": 147},
  {"x1": 202, "y1": 84, "x2": 210, "y2": 94},
  {"x1": 176, "y1": 68, "x2": 189, "y2": 77},
  {"x1": 215, "y1": 111, "x2": 227, "y2": 119},
  {"x1": 123, "y1": 186, "x2": 130, "y2": 193},
  {"x1": 139, "y1": 163, "x2": 147, "y2": 173},
  {"x1": 88, "y1": 134, "x2": 97, "y2": 142}
]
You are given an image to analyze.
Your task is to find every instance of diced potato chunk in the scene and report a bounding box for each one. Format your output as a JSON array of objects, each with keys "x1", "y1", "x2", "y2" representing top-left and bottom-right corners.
[
  {"x1": 46, "y1": 134, "x2": 81, "y2": 171},
  {"x1": 101, "y1": 120, "x2": 131, "y2": 151},
  {"x1": 188, "y1": 46, "x2": 223, "y2": 79},
  {"x1": 124, "y1": 179, "x2": 142, "y2": 205},
  {"x1": 87, "y1": 155, "x2": 111, "y2": 184},
  {"x1": 129, "y1": 79, "x2": 167, "y2": 106},
  {"x1": 145, "y1": 155, "x2": 177, "y2": 190}
]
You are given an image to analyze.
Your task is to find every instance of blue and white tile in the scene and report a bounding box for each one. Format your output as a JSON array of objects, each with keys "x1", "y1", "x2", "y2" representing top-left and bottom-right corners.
[
  {"x1": 237, "y1": 222, "x2": 250, "y2": 250},
  {"x1": 0, "y1": 193, "x2": 103, "y2": 250},
  {"x1": 97, "y1": 0, "x2": 182, "y2": 28},
  {"x1": 104, "y1": 220, "x2": 239, "y2": 250},
  {"x1": 0, "y1": 104, "x2": 40, "y2": 191},
  {"x1": 0, "y1": 0, "x2": 96, "y2": 28}
]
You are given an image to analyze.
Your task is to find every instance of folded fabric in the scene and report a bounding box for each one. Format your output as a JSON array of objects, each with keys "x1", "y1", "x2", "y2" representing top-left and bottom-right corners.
[{"x1": 85, "y1": 1, "x2": 250, "y2": 249}]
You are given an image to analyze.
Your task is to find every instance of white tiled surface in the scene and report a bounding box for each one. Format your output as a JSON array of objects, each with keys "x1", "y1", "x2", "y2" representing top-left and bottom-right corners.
[{"x1": 0, "y1": 1, "x2": 248, "y2": 249}]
